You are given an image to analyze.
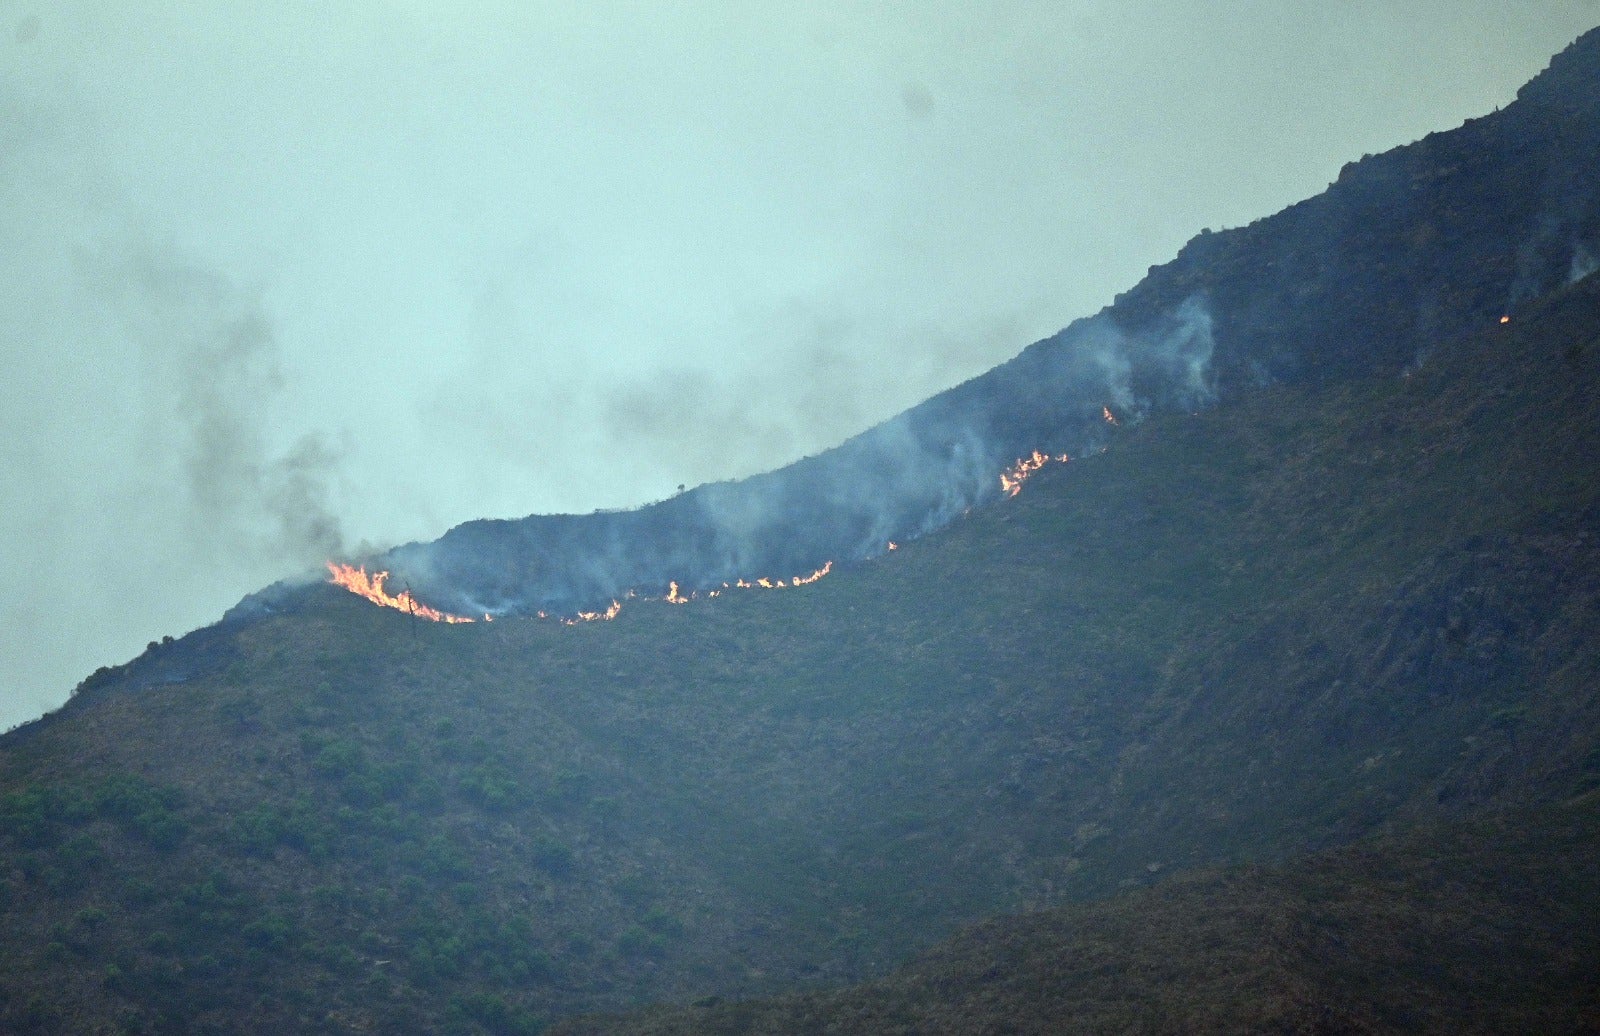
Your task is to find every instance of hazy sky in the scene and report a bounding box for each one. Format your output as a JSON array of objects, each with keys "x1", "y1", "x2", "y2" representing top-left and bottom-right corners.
[{"x1": 3, "y1": 2, "x2": 1596, "y2": 730}]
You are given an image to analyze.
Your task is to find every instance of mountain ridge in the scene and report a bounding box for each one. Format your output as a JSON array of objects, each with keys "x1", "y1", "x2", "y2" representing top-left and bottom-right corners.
[{"x1": 320, "y1": 25, "x2": 1600, "y2": 621}]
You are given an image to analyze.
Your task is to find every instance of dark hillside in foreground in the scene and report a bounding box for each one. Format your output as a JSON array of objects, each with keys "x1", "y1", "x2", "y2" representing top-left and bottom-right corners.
[
  {"x1": 2, "y1": 268, "x2": 1598, "y2": 1031},
  {"x1": 555, "y1": 796, "x2": 1600, "y2": 1035}
]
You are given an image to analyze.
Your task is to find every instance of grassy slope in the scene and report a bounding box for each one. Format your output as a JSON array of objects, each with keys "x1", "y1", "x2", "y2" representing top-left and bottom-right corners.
[{"x1": 1, "y1": 279, "x2": 1597, "y2": 1032}]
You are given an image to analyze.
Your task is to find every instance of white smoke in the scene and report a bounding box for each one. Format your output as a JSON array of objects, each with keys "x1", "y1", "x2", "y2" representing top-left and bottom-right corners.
[
  {"x1": 368, "y1": 293, "x2": 1223, "y2": 618},
  {"x1": 1570, "y1": 241, "x2": 1599, "y2": 284}
]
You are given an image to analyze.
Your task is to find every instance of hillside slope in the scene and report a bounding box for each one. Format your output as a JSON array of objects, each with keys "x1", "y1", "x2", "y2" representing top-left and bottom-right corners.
[
  {"x1": 3, "y1": 267, "x2": 1598, "y2": 1031},
  {"x1": 4, "y1": 30, "x2": 1600, "y2": 1033},
  {"x1": 352, "y1": 26, "x2": 1600, "y2": 618},
  {"x1": 555, "y1": 796, "x2": 1600, "y2": 1035}
]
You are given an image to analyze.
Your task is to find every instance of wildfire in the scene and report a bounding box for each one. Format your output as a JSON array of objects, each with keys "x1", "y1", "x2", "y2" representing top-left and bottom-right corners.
[
  {"x1": 655, "y1": 561, "x2": 834, "y2": 605},
  {"x1": 999, "y1": 450, "x2": 1071, "y2": 498},
  {"x1": 1103, "y1": 405, "x2": 1119, "y2": 425},
  {"x1": 1500, "y1": 315, "x2": 1511, "y2": 324},
  {"x1": 329, "y1": 429, "x2": 1090, "y2": 628},
  {"x1": 563, "y1": 599, "x2": 622, "y2": 626},
  {"x1": 325, "y1": 563, "x2": 477, "y2": 624},
  {"x1": 332, "y1": 427, "x2": 1109, "y2": 628},
  {"x1": 792, "y1": 560, "x2": 833, "y2": 585}
]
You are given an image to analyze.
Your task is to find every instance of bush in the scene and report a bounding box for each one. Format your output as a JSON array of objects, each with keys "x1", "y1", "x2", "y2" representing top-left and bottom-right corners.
[
  {"x1": 130, "y1": 808, "x2": 187, "y2": 850},
  {"x1": 641, "y1": 906, "x2": 685, "y2": 938},
  {"x1": 312, "y1": 739, "x2": 368, "y2": 779},
  {"x1": 615, "y1": 925, "x2": 666, "y2": 960},
  {"x1": 529, "y1": 836, "x2": 574, "y2": 877},
  {"x1": 240, "y1": 913, "x2": 296, "y2": 952},
  {"x1": 231, "y1": 800, "x2": 332, "y2": 858},
  {"x1": 461, "y1": 765, "x2": 521, "y2": 812},
  {"x1": 75, "y1": 905, "x2": 109, "y2": 928},
  {"x1": 448, "y1": 992, "x2": 546, "y2": 1036}
]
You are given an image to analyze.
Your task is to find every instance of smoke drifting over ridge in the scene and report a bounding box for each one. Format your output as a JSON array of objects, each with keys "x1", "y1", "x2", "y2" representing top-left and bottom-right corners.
[
  {"x1": 348, "y1": 297, "x2": 1216, "y2": 618},
  {"x1": 322, "y1": 24, "x2": 1600, "y2": 622}
]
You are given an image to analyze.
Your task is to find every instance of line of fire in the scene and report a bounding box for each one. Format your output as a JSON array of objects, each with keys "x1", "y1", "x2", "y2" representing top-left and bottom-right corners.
[{"x1": 327, "y1": 404, "x2": 1121, "y2": 625}]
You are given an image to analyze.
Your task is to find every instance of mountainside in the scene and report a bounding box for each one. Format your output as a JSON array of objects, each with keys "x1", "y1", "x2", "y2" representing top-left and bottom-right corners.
[
  {"x1": 3, "y1": 28, "x2": 1600, "y2": 1036},
  {"x1": 329, "y1": 27, "x2": 1600, "y2": 619},
  {"x1": 5, "y1": 271, "x2": 1598, "y2": 1032},
  {"x1": 555, "y1": 796, "x2": 1600, "y2": 1035}
]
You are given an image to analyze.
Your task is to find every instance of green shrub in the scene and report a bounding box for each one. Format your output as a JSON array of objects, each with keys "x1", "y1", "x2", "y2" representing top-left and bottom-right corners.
[
  {"x1": 312, "y1": 739, "x2": 368, "y2": 779},
  {"x1": 448, "y1": 992, "x2": 546, "y2": 1036},
  {"x1": 529, "y1": 836, "x2": 574, "y2": 877},
  {"x1": 240, "y1": 913, "x2": 296, "y2": 952},
  {"x1": 461, "y1": 765, "x2": 521, "y2": 811},
  {"x1": 75, "y1": 905, "x2": 109, "y2": 928},
  {"x1": 641, "y1": 906, "x2": 685, "y2": 938},
  {"x1": 615, "y1": 924, "x2": 666, "y2": 959}
]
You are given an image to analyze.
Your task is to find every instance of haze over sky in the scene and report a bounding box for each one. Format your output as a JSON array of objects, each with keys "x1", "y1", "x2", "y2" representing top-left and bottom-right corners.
[{"x1": 3, "y1": 3, "x2": 1597, "y2": 731}]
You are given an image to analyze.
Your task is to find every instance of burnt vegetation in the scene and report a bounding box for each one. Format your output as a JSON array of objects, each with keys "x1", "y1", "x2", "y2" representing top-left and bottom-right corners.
[{"x1": 4, "y1": 27, "x2": 1600, "y2": 1036}]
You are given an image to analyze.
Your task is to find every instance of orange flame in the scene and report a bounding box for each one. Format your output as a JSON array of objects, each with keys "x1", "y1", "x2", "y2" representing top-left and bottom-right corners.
[
  {"x1": 324, "y1": 491, "x2": 935, "y2": 628},
  {"x1": 325, "y1": 563, "x2": 477, "y2": 623},
  {"x1": 563, "y1": 599, "x2": 622, "y2": 625},
  {"x1": 1103, "y1": 405, "x2": 1118, "y2": 425},
  {"x1": 999, "y1": 450, "x2": 1071, "y2": 498},
  {"x1": 331, "y1": 436, "x2": 1092, "y2": 628},
  {"x1": 1499, "y1": 315, "x2": 1511, "y2": 324},
  {"x1": 792, "y1": 560, "x2": 832, "y2": 585}
]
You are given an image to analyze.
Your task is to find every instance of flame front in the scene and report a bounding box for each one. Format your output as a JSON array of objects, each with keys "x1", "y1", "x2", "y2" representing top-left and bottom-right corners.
[
  {"x1": 563, "y1": 599, "x2": 622, "y2": 625},
  {"x1": 1103, "y1": 405, "x2": 1119, "y2": 425},
  {"x1": 999, "y1": 450, "x2": 1071, "y2": 498},
  {"x1": 792, "y1": 560, "x2": 832, "y2": 585},
  {"x1": 329, "y1": 430, "x2": 1095, "y2": 627},
  {"x1": 325, "y1": 563, "x2": 477, "y2": 624}
]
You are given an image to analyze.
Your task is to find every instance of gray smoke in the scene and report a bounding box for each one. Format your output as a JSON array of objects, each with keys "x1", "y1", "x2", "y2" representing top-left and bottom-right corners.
[
  {"x1": 1507, "y1": 169, "x2": 1600, "y2": 306},
  {"x1": 80, "y1": 245, "x2": 346, "y2": 567},
  {"x1": 366, "y1": 293, "x2": 1220, "y2": 618}
]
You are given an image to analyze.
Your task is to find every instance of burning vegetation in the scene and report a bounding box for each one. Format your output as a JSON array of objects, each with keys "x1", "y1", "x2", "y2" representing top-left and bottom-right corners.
[
  {"x1": 325, "y1": 563, "x2": 480, "y2": 624},
  {"x1": 328, "y1": 559, "x2": 840, "y2": 626},
  {"x1": 999, "y1": 450, "x2": 1071, "y2": 498},
  {"x1": 329, "y1": 410, "x2": 1120, "y2": 625}
]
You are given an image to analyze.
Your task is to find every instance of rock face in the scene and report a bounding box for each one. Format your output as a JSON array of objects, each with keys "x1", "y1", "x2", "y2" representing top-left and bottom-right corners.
[{"x1": 345, "y1": 28, "x2": 1600, "y2": 620}]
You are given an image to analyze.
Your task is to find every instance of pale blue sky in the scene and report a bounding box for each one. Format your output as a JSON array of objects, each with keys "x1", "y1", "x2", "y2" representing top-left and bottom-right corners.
[{"x1": 3, "y1": 2, "x2": 1596, "y2": 728}]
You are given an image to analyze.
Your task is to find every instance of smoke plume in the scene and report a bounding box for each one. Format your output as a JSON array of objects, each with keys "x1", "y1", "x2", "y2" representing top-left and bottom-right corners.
[
  {"x1": 81, "y1": 245, "x2": 347, "y2": 567},
  {"x1": 354, "y1": 295, "x2": 1217, "y2": 619}
]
